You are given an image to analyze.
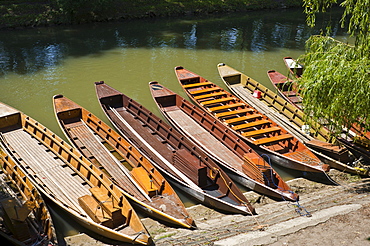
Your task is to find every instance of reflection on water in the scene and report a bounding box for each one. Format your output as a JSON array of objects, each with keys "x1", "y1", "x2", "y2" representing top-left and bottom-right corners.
[{"x1": 0, "y1": 7, "x2": 347, "y2": 243}]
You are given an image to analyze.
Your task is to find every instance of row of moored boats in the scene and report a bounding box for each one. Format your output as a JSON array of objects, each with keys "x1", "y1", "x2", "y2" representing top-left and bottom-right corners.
[{"x1": 0, "y1": 58, "x2": 369, "y2": 245}]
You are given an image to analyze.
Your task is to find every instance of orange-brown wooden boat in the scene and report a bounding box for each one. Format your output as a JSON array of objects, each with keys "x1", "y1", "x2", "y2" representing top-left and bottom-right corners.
[
  {"x1": 217, "y1": 63, "x2": 370, "y2": 176},
  {"x1": 53, "y1": 95, "x2": 195, "y2": 229},
  {"x1": 0, "y1": 102, "x2": 151, "y2": 245},
  {"x1": 174, "y1": 66, "x2": 332, "y2": 183},
  {"x1": 95, "y1": 81, "x2": 256, "y2": 215},
  {"x1": 149, "y1": 81, "x2": 298, "y2": 201},
  {"x1": 268, "y1": 70, "x2": 303, "y2": 109}
]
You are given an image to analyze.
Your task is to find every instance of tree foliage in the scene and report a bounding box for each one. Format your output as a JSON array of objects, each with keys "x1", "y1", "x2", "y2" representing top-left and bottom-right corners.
[
  {"x1": 55, "y1": 0, "x2": 113, "y2": 21},
  {"x1": 299, "y1": 0, "x2": 370, "y2": 136}
]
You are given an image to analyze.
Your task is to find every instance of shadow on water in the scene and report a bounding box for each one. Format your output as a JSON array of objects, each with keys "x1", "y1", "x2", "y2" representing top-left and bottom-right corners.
[{"x1": 0, "y1": 8, "x2": 346, "y2": 77}]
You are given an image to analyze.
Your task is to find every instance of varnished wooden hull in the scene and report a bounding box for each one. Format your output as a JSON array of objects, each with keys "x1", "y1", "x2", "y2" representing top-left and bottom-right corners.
[
  {"x1": 95, "y1": 81, "x2": 256, "y2": 215},
  {"x1": 174, "y1": 65, "x2": 330, "y2": 181},
  {"x1": 0, "y1": 148, "x2": 57, "y2": 246},
  {"x1": 0, "y1": 102, "x2": 151, "y2": 245},
  {"x1": 149, "y1": 81, "x2": 298, "y2": 202},
  {"x1": 53, "y1": 95, "x2": 195, "y2": 229},
  {"x1": 268, "y1": 70, "x2": 303, "y2": 109}
]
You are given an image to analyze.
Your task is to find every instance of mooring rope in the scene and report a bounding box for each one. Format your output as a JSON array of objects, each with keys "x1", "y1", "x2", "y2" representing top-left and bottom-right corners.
[{"x1": 258, "y1": 154, "x2": 314, "y2": 217}]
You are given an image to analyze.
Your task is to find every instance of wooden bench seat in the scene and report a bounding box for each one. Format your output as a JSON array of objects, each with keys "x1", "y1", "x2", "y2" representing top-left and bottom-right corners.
[
  {"x1": 0, "y1": 198, "x2": 31, "y2": 241},
  {"x1": 215, "y1": 108, "x2": 254, "y2": 118},
  {"x1": 78, "y1": 194, "x2": 114, "y2": 228},
  {"x1": 194, "y1": 91, "x2": 227, "y2": 100},
  {"x1": 201, "y1": 97, "x2": 235, "y2": 106},
  {"x1": 172, "y1": 149, "x2": 208, "y2": 187},
  {"x1": 224, "y1": 114, "x2": 262, "y2": 125},
  {"x1": 253, "y1": 133, "x2": 293, "y2": 145},
  {"x1": 287, "y1": 96, "x2": 302, "y2": 104},
  {"x1": 208, "y1": 103, "x2": 244, "y2": 112},
  {"x1": 189, "y1": 87, "x2": 219, "y2": 95},
  {"x1": 242, "y1": 126, "x2": 281, "y2": 138},
  {"x1": 89, "y1": 186, "x2": 124, "y2": 227},
  {"x1": 183, "y1": 81, "x2": 212, "y2": 89},
  {"x1": 131, "y1": 166, "x2": 158, "y2": 197},
  {"x1": 232, "y1": 119, "x2": 271, "y2": 131},
  {"x1": 282, "y1": 90, "x2": 298, "y2": 97}
]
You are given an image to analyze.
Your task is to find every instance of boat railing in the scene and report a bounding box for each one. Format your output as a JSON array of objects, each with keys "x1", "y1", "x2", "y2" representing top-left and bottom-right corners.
[
  {"x1": 20, "y1": 115, "x2": 136, "y2": 222},
  {"x1": 0, "y1": 139, "x2": 56, "y2": 243}
]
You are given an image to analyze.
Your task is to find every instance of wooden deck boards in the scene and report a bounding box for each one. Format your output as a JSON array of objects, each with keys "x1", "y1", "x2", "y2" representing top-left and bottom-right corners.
[
  {"x1": 67, "y1": 123, "x2": 147, "y2": 201},
  {"x1": 3, "y1": 129, "x2": 89, "y2": 213},
  {"x1": 166, "y1": 109, "x2": 244, "y2": 170}
]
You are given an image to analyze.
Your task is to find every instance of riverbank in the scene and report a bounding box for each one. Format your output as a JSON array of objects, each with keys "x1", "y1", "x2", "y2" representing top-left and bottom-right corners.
[
  {"x1": 64, "y1": 170, "x2": 370, "y2": 245},
  {"x1": 0, "y1": 0, "x2": 302, "y2": 30}
]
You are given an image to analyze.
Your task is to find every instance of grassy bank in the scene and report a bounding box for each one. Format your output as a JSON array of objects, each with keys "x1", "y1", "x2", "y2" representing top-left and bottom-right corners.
[{"x1": 0, "y1": 0, "x2": 302, "y2": 29}]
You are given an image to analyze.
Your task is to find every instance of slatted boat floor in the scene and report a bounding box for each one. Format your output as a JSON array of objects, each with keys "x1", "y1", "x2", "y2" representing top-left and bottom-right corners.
[
  {"x1": 166, "y1": 109, "x2": 244, "y2": 170},
  {"x1": 67, "y1": 122, "x2": 147, "y2": 201},
  {"x1": 3, "y1": 129, "x2": 89, "y2": 214},
  {"x1": 230, "y1": 84, "x2": 312, "y2": 143}
]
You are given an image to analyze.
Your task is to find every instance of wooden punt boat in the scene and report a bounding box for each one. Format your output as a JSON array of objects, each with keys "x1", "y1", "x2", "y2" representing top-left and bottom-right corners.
[
  {"x1": 0, "y1": 146, "x2": 57, "y2": 246},
  {"x1": 174, "y1": 66, "x2": 332, "y2": 183},
  {"x1": 95, "y1": 81, "x2": 256, "y2": 215},
  {"x1": 0, "y1": 102, "x2": 151, "y2": 245},
  {"x1": 53, "y1": 95, "x2": 195, "y2": 229},
  {"x1": 283, "y1": 56, "x2": 303, "y2": 78},
  {"x1": 268, "y1": 70, "x2": 303, "y2": 110},
  {"x1": 270, "y1": 66, "x2": 370, "y2": 173},
  {"x1": 215, "y1": 63, "x2": 370, "y2": 177},
  {"x1": 149, "y1": 81, "x2": 298, "y2": 202}
]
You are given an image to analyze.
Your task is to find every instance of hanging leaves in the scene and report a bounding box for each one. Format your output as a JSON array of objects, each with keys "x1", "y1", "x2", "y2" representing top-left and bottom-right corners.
[{"x1": 299, "y1": 1, "x2": 370, "y2": 137}]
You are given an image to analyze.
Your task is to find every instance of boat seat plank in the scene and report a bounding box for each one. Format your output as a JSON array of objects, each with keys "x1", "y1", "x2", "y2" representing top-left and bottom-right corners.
[
  {"x1": 208, "y1": 103, "x2": 244, "y2": 112},
  {"x1": 200, "y1": 97, "x2": 235, "y2": 106},
  {"x1": 183, "y1": 81, "x2": 212, "y2": 88},
  {"x1": 242, "y1": 126, "x2": 281, "y2": 138},
  {"x1": 194, "y1": 91, "x2": 227, "y2": 100},
  {"x1": 253, "y1": 134, "x2": 293, "y2": 145},
  {"x1": 232, "y1": 119, "x2": 271, "y2": 131},
  {"x1": 215, "y1": 108, "x2": 254, "y2": 118},
  {"x1": 287, "y1": 96, "x2": 302, "y2": 104},
  {"x1": 131, "y1": 167, "x2": 158, "y2": 197},
  {"x1": 172, "y1": 149, "x2": 208, "y2": 187},
  {"x1": 282, "y1": 91, "x2": 298, "y2": 97},
  {"x1": 189, "y1": 87, "x2": 219, "y2": 95},
  {"x1": 223, "y1": 114, "x2": 262, "y2": 124},
  {"x1": 89, "y1": 187, "x2": 125, "y2": 227},
  {"x1": 78, "y1": 195, "x2": 113, "y2": 228}
]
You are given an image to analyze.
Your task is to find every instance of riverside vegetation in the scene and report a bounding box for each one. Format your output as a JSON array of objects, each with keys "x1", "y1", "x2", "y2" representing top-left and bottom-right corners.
[{"x1": 0, "y1": 0, "x2": 302, "y2": 29}]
